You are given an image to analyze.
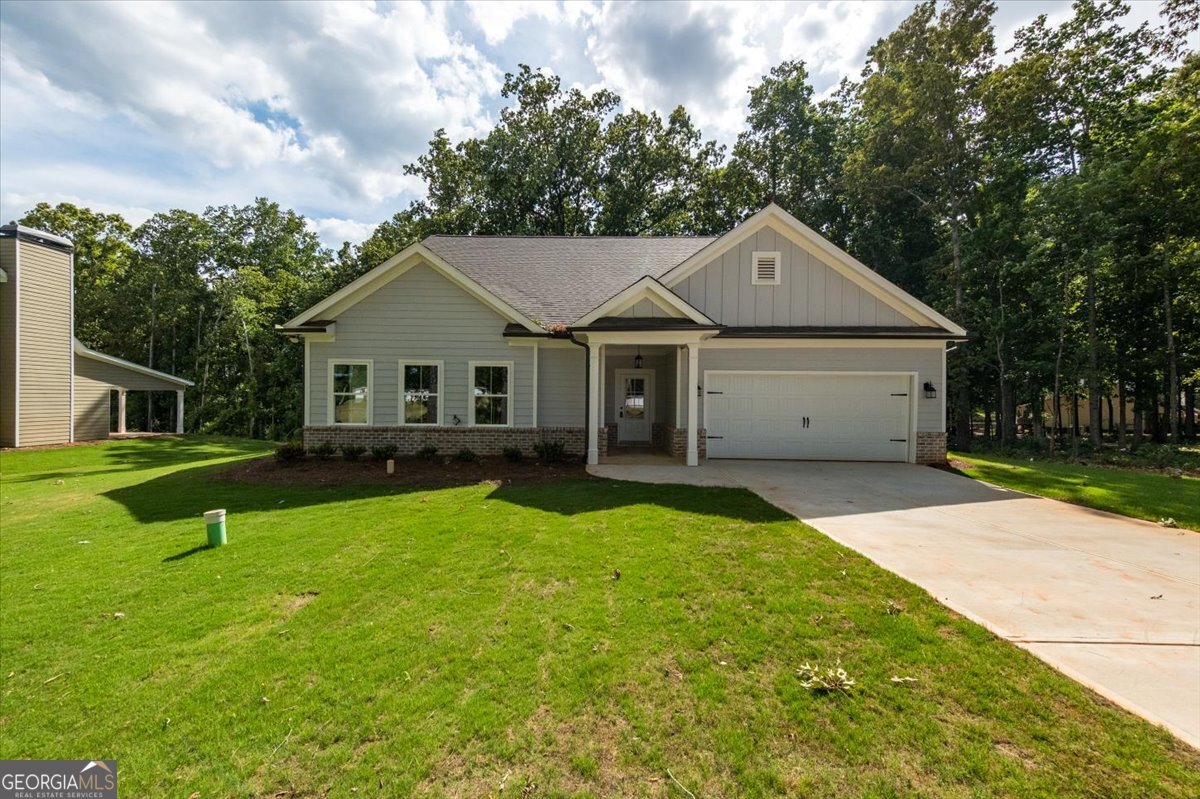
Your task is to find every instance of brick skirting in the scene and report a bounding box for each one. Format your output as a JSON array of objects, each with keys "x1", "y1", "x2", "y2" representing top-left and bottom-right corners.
[
  {"x1": 915, "y1": 431, "x2": 947, "y2": 464},
  {"x1": 304, "y1": 425, "x2": 586, "y2": 457},
  {"x1": 664, "y1": 424, "x2": 707, "y2": 460}
]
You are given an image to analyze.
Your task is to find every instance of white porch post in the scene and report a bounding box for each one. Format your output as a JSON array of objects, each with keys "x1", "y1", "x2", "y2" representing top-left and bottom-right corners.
[
  {"x1": 587, "y1": 345, "x2": 601, "y2": 465},
  {"x1": 117, "y1": 390, "x2": 127, "y2": 434},
  {"x1": 686, "y1": 343, "x2": 699, "y2": 466},
  {"x1": 175, "y1": 390, "x2": 185, "y2": 434}
]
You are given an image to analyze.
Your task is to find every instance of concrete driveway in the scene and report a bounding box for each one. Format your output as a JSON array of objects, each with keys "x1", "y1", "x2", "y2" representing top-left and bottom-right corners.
[{"x1": 589, "y1": 459, "x2": 1200, "y2": 747}]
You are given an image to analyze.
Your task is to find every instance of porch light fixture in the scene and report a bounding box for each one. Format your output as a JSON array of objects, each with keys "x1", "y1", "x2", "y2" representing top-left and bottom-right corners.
[
  {"x1": 923, "y1": 381, "x2": 937, "y2": 399},
  {"x1": 634, "y1": 347, "x2": 643, "y2": 369}
]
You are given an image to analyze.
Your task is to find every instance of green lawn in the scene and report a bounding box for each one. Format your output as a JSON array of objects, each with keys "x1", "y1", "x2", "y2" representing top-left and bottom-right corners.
[
  {"x1": 2, "y1": 438, "x2": 1197, "y2": 797},
  {"x1": 950, "y1": 452, "x2": 1200, "y2": 532}
]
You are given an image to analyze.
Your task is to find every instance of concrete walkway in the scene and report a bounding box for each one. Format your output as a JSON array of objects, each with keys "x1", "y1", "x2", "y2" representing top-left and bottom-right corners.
[{"x1": 588, "y1": 459, "x2": 1200, "y2": 747}]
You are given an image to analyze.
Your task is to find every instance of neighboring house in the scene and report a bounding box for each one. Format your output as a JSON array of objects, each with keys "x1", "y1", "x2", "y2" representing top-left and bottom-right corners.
[
  {"x1": 281, "y1": 205, "x2": 967, "y2": 466},
  {"x1": 0, "y1": 225, "x2": 192, "y2": 448}
]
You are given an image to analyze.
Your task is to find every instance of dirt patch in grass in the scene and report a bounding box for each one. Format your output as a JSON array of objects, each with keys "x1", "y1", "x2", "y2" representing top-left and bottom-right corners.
[{"x1": 212, "y1": 454, "x2": 592, "y2": 487}]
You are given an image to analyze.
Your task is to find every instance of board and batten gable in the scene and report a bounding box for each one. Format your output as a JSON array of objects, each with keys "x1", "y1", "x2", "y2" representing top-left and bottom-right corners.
[
  {"x1": 671, "y1": 223, "x2": 919, "y2": 328},
  {"x1": 308, "y1": 262, "x2": 536, "y2": 427},
  {"x1": 10, "y1": 238, "x2": 73, "y2": 446}
]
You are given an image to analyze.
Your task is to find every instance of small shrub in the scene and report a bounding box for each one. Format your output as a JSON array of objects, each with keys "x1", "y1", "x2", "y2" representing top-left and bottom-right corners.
[
  {"x1": 371, "y1": 444, "x2": 397, "y2": 461},
  {"x1": 341, "y1": 445, "x2": 366, "y2": 462},
  {"x1": 502, "y1": 446, "x2": 523, "y2": 463},
  {"x1": 533, "y1": 440, "x2": 568, "y2": 463},
  {"x1": 453, "y1": 448, "x2": 481, "y2": 463},
  {"x1": 309, "y1": 442, "x2": 336, "y2": 460},
  {"x1": 274, "y1": 441, "x2": 307, "y2": 463},
  {"x1": 415, "y1": 445, "x2": 439, "y2": 461}
]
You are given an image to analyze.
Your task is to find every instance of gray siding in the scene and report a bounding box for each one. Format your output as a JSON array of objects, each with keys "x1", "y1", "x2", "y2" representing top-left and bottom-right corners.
[
  {"x1": 538, "y1": 345, "x2": 584, "y2": 427},
  {"x1": 309, "y1": 263, "x2": 534, "y2": 427},
  {"x1": 73, "y1": 374, "x2": 111, "y2": 441},
  {"x1": 616, "y1": 297, "x2": 681, "y2": 318},
  {"x1": 672, "y1": 223, "x2": 917, "y2": 327},
  {"x1": 16, "y1": 240, "x2": 72, "y2": 446},
  {"x1": 698, "y1": 346, "x2": 944, "y2": 432},
  {"x1": 0, "y1": 239, "x2": 16, "y2": 447}
]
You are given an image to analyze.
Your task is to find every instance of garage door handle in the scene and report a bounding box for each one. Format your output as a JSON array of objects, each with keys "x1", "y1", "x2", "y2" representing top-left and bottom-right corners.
[
  {"x1": 706, "y1": 435, "x2": 723, "y2": 439},
  {"x1": 890, "y1": 438, "x2": 907, "y2": 442},
  {"x1": 706, "y1": 390, "x2": 723, "y2": 395}
]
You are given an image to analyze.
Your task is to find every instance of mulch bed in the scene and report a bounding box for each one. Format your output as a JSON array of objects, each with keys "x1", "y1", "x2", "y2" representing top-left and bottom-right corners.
[{"x1": 213, "y1": 454, "x2": 593, "y2": 487}]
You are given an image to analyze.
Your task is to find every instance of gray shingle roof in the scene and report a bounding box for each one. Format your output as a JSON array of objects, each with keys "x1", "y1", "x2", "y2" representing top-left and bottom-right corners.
[{"x1": 423, "y1": 235, "x2": 717, "y2": 326}]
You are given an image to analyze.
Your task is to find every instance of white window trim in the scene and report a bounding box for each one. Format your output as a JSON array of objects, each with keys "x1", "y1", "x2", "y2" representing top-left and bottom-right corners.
[
  {"x1": 398, "y1": 358, "x2": 444, "y2": 427},
  {"x1": 468, "y1": 360, "x2": 514, "y2": 427},
  {"x1": 328, "y1": 359, "x2": 373, "y2": 426},
  {"x1": 751, "y1": 250, "x2": 782, "y2": 285}
]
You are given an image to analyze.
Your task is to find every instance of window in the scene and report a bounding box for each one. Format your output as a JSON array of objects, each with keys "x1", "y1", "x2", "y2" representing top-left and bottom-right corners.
[
  {"x1": 751, "y1": 251, "x2": 781, "y2": 285},
  {"x1": 470, "y1": 361, "x2": 512, "y2": 426},
  {"x1": 330, "y1": 361, "x2": 371, "y2": 425},
  {"x1": 400, "y1": 360, "x2": 442, "y2": 425}
]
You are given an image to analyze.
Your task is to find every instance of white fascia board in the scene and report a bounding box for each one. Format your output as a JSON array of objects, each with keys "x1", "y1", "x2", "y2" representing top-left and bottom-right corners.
[
  {"x1": 282, "y1": 242, "x2": 542, "y2": 332},
  {"x1": 572, "y1": 329, "x2": 719, "y2": 346},
  {"x1": 574, "y1": 276, "x2": 715, "y2": 326},
  {"x1": 661, "y1": 204, "x2": 967, "y2": 337}
]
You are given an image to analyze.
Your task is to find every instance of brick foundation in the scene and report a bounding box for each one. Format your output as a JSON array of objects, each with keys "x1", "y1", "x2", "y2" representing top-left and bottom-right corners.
[
  {"x1": 664, "y1": 424, "x2": 707, "y2": 460},
  {"x1": 915, "y1": 431, "x2": 947, "y2": 464},
  {"x1": 304, "y1": 425, "x2": 586, "y2": 457}
]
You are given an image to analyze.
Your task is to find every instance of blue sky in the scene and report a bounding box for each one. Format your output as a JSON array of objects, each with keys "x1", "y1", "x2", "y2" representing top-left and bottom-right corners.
[{"x1": 0, "y1": 0, "x2": 1170, "y2": 248}]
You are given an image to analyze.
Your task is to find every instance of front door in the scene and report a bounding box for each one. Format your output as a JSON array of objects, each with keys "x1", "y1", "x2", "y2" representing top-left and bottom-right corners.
[{"x1": 615, "y1": 370, "x2": 654, "y2": 444}]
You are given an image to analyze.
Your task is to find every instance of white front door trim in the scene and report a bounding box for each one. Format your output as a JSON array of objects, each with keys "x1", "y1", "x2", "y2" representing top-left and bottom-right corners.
[{"x1": 614, "y1": 369, "x2": 654, "y2": 444}]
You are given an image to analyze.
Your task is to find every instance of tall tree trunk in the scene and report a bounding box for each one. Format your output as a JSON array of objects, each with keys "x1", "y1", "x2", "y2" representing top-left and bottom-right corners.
[
  {"x1": 1050, "y1": 268, "x2": 1070, "y2": 456},
  {"x1": 1163, "y1": 265, "x2": 1180, "y2": 444},
  {"x1": 1185, "y1": 385, "x2": 1195, "y2": 442},
  {"x1": 1132, "y1": 408, "x2": 1144, "y2": 452},
  {"x1": 1032, "y1": 391, "x2": 1045, "y2": 443},
  {"x1": 1086, "y1": 259, "x2": 1101, "y2": 447},
  {"x1": 950, "y1": 217, "x2": 971, "y2": 451},
  {"x1": 1106, "y1": 395, "x2": 1114, "y2": 438},
  {"x1": 1072, "y1": 391, "x2": 1081, "y2": 440},
  {"x1": 1117, "y1": 380, "x2": 1127, "y2": 448}
]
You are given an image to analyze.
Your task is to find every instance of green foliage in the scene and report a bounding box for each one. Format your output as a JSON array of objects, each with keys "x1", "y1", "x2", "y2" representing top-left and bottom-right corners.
[
  {"x1": 340, "y1": 445, "x2": 366, "y2": 462},
  {"x1": 273, "y1": 441, "x2": 307, "y2": 462},
  {"x1": 532, "y1": 440, "x2": 568, "y2": 463},
  {"x1": 502, "y1": 446, "x2": 523, "y2": 463},
  {"x1": 415, "y1": 445, "x2": 439, "y2": 462},
  {"x1": 308, "y1": 443, "x2": 336, "y2": 461},
  {"x1": 452, "y1": 448, "x2": 481, "y2": 463},
  {"x1": 370, "y1": 444, "x2": 397, "y2": 462}
]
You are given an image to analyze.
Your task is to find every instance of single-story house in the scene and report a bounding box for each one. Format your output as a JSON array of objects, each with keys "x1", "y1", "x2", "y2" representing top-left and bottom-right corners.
[
  {"x1": 0, "y1": 224, "x2": 192, "y2": 448},
  {"x1": 281, "y1": 204, "x2": 967, "y2": 465}
]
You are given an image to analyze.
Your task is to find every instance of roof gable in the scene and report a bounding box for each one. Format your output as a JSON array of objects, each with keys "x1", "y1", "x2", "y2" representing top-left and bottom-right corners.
[
  {"x1": 574, "y1": 276, "x2": 714, "y2": 327},
  {"x1": 660, "y1": 205, "x2": 966, "y2": 335}
]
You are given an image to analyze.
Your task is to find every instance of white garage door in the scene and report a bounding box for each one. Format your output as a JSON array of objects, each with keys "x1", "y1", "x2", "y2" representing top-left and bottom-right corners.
[{"x1": 704, "y1": 372, "x2": 912, "y2": 461}]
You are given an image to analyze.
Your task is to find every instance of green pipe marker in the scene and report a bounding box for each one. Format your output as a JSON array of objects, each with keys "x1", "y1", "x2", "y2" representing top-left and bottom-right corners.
[{"x1": 204, "y1": 509, "x2": 227, "y2": 547}]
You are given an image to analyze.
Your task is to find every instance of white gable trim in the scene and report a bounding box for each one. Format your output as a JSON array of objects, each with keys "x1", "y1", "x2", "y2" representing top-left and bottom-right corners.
[
  {"x1": 660, "y1": 204, "x2": 967, "y2": 336},
  {"x1": 574, "y1": 276, "x2": 715, "y2": 327},
  {"x1": 282, "y1": 242, "x2": 542, "y2": 332}
]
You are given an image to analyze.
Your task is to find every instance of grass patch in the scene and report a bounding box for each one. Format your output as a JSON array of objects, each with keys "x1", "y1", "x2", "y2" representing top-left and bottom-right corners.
[
  {"x1": 2, "y1": 437, "x2": 1198, "y2": 796},
  {"x1": 950, "y1": 452, "x2": 1200, "y2": 531}
]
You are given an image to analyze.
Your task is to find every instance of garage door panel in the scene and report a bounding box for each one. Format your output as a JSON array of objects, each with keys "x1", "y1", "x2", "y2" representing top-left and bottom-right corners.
[{"x1": 705, "y1": 372, "x2": 911, "y2": 461}]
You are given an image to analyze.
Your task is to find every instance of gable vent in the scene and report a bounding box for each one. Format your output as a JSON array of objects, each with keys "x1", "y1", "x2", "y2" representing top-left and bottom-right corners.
[{"x1": 751, "y1": 251, "x2": 781, "y2": 285}]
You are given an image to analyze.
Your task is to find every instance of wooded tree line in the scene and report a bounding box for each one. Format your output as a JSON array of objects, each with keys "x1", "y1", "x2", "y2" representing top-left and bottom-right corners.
[{"x1": 16, "y1": 0, "x2": 1198, "y2": 447}]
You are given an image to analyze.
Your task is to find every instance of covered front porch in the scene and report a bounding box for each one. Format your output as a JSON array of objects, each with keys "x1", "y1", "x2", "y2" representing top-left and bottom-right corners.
[{"x1": 574, "y1": 328, "x2": 716, "y2": 467}]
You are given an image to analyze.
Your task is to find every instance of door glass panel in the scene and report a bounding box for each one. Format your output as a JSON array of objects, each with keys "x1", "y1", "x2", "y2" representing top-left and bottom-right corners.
[{"x1": 624, "y1": 377, "x2": 645, "y2": 419}]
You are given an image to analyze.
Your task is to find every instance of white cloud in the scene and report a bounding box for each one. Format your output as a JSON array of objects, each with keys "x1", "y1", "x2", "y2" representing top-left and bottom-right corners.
[
  {"x1": 310, "y1": 216, "x2": 378, "y2": 248},
  {"x1": 466, "y1": 0, "x2": 565, "y2": 46}
]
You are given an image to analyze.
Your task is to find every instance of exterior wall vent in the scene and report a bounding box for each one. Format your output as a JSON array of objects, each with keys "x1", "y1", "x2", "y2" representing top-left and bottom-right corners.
[{"x1": 751, "y1": 251, "x2": 781, "y2": 285}]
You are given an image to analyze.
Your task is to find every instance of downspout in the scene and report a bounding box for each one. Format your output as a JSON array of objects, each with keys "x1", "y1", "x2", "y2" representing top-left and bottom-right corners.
[{"x1": 569, "y1": 333, "x2": 590, "y2": 453}]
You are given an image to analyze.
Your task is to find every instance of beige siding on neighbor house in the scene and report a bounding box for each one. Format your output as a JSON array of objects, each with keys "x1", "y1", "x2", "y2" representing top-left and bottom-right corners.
[
  {"x1": 0, "y1": 239, "x2": 17, "y2": 447},
  {"x1": 672, "y1": 222, "x2": 919, "y2": 328},
  {"x1": 15, "y1": 240, "x2": 72, "y2": 446},
  {"x1": 73, "y1": 352, "x2": 186, "y2": 392},
  {"x1": 698, "y1": 345, "x2": 945, "y2": 432},
  {"x1": 537, "y1": 345, "x2": 584, "y2": 427},
  {"x1": 73, "y1": 373, "x2": 112, "y2": 441},
  {"x1": 308, "y1": 262, "x2": 535, "y2": 426}
]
